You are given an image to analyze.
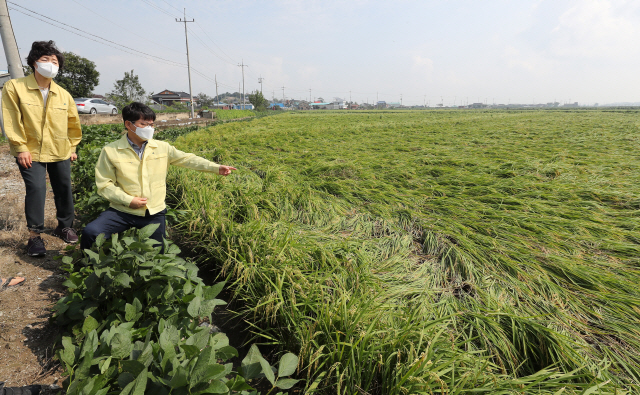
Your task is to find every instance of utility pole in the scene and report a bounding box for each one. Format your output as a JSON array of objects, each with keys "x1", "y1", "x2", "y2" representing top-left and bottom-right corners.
[
  {"x1": 281, "y1": 86, "x2": 285, "y2": 104},
  {"x1": 0, "y1": 0, "x2": 24, "y2": 79},
  {"x1": 400, "y1": 94, "x2": 403, "y2": 107},
  {"x1": 176, "y1": 9, "x2": 195, "y2": 118},
  {"x1": 237, "y1": 59, "x2": 248, "y2": 109},
  {"x1": 349, "y1": 90, "x2": 352, "y2": 108},
  {"x1": 258, "y1": 76, "x2": 263, "y2": 93},
  {"x1": 309, "y1": 88, "x2": 311, "y2": 103},
  {"x1": 214, "y1": 74, "x2": 219, "y2": 108}
]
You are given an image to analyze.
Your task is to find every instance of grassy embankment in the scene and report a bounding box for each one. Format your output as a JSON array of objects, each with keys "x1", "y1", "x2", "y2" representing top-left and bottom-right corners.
[{"x1": 167, "y1": 110, "x2": 640, "y2": 394}]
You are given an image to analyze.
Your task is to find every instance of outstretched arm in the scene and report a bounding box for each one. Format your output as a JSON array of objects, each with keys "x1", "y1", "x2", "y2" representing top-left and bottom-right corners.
[{"x1": 168, "y1": 145, "x2": 236, "y2": 175}]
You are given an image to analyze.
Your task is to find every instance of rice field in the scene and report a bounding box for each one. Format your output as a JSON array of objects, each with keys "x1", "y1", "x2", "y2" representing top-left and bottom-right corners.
[{"x1": 167, "y1": 109, "x2": 640, "y2": 394}]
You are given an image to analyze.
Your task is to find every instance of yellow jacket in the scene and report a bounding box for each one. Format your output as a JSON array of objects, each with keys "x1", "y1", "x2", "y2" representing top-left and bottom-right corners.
[
  {"x1": 2, "y1": 74, "x2": 82, "y2": 161},
  {"x1": 95, "y1": 134, "x2": 221, "y2": 216}
]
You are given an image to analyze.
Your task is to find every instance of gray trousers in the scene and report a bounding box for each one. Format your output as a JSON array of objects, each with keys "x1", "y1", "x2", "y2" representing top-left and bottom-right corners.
[{"x1": 16, "y1": 159, "x2": 75, "y2": 233}]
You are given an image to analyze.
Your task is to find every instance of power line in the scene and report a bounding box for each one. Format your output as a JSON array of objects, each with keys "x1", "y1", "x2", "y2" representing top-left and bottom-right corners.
[
  {"x1": 8, "y1": 2, "x2": 185, "y2": 67},
  {"x1": 69, "y1": 0, "x2": 184, "y2": 56},
  {"x1": 139, "y1": 0, "x2": 177, "y2": 18},
  {"x1": 8, "y1": 6, "x2": 185, "y2": 70},
  {"x1": 187, "y1": 27, "x2": 236, "y2": 66},
  {"x1": 194, "y1": 21, "x2": 237, "y2": 64}
]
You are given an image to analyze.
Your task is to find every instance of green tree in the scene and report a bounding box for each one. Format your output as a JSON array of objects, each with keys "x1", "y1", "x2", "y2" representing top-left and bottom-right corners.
[
  {"x1": 248, "y1": 90, "x2": 269, "y2": 111},
  {"x1": 56, "y1": 52, "x2": 99, "y2": 97},
  {"x1": 195, "y1": 92, "x2": 214, "y2": 108},
  {"x1": 106, "y1": 69, "x2": 146, "y2": 109},
  {"x1": 23, "y1": 52, "x2": 100, "y2": 98}
]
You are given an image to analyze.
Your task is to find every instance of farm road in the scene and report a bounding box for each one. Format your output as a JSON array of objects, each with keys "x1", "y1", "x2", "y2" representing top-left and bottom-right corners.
[{"x1": 0, "y1": 143, "x2": 66, "y2": 389}]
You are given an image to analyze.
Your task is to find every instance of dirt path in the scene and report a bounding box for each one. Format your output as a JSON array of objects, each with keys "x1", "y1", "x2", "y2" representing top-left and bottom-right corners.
[{"x1": 0, "y1": 143, "x2": 67, "y2": 388}]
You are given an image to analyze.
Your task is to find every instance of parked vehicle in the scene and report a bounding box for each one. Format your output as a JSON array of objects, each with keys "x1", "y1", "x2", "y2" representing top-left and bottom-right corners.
[{"x1": 74, "y1": 98, "x2": 118, "y2": 114}]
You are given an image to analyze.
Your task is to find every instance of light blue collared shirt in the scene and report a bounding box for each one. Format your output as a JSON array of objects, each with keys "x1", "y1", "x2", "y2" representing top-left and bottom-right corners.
[{"x1": 126, "y1": 136, "x2": 147, "y2": 160}]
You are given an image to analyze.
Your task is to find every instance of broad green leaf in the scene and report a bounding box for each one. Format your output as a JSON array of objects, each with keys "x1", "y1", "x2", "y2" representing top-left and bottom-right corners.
[
  {"x1": 210, "y1": 333, "x2": 229, "y2": 350},
  {"x1": 216, "y1": 346, "x2": 238, "y2": 360},
  {"x1": 183, "y1": 280, "x2": 193, "y2": 295},
  {"x1": 159, "y1": 325, "x2": 180, "y2": 351},
  {"x1": 111, "y1": 332, "x2": 133, "y2": 359},
  {"x1": 180, "y1": 344, "x2": 200, "y2": 359},
  {"x1": 61, "y1": 336, "x2": 77, "y2": 367},
  {"x1": 185, "y1": 327, "x2": 209, "y2": 350},
  {"x1": 121, "y1": 368, "x2": 148, "y2": 395},
  {"x1": 259, "y1": 357, "x2": 275, "y2": 385},
  {"x1": 226, "y1": 375, "x2": 253, "y2": 392},
  {"x1": 197, "y1": 380, "x2": 228, "y2": 394},
  {"x1": 278, "y1": 353, "x2": 299, "y2": 377},
  {"x1": 240, "y1": 344, "x2": 263, "y2": 380},
  {"x1": 132, "y1": 297, "x2": 143, "y2": 313},
  {"x1": 275, "y1": 378, "x2": 300, "y2": 390},
  {"x1": 125, "y1": 303, "x2": 136, "y2": 321},
  {"x1": 114, "y1": 273, "x2": 131, "y2": 288},
  {"x1": 75, "y1": 350, "x2": 94, "y2": 380},
  {"x1": 137, "y1": 343, "x2": 154, "y2": 367},
  {"x1": 187, "y1": 296, "x2": 202, "y2": 317},
  {"x1": 204, "y1": 281, "x2": 226, "y2": 300},
  {"x1": 138, "y1": 223, "x2": 160, "y2": 240},
  {"x1": 120, "y1": 360, "x2": 145, "y2": 376},
  {"x1": 190, "y1": 347, "x2": 217, "y2": 386},
  {"x1": 99, "y1": 356, "x2": 112, "y2": 374},
  {"x1": 80, "y1": 330, "x2": 99, "y2": 356},
  {"x1": 118, "y1": 372, "x2": 135, "y2": 389},
  {"x1": 168, "y1": 365, "x2": 188, "y2": 389}
]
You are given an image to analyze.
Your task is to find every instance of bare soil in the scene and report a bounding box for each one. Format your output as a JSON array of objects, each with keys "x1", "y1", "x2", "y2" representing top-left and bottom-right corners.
[{"x1": 0, "y1": 143, "x2": 69, "y2": 389}]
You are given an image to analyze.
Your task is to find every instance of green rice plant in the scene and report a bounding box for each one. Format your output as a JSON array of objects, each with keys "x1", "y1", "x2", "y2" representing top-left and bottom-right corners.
[
  {"x1": 165, "y1": 110, "x2": 640, "y2": 393},
  {"x1": 215, "y1": 109, "x2": 256, "y2": 120}
]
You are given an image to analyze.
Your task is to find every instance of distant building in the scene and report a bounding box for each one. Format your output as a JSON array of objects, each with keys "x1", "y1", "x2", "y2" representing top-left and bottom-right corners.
[
  {"x1": 310, "y1": 102, "x2": 331, "y2": 109},
  {"x1": 151, "y1": 90, "x2": 193, "y2": 106},
  {"x1": 234, "y1": 103, "x2": 254, "y2": 110}
]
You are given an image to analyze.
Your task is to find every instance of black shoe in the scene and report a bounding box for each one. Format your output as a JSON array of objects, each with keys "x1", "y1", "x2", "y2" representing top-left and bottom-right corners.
[
  {"x1": 0, "y1": 382, "x2": 42, "y2": 395},
  {"x1": 26, "y1": 236, "x2": 46, "y2": 257}
]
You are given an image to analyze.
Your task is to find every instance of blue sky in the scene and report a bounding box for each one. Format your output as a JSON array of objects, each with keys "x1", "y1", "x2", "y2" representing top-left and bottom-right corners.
[{"x1": 3, "y1": 0, "x2": 639, "y2": 105}]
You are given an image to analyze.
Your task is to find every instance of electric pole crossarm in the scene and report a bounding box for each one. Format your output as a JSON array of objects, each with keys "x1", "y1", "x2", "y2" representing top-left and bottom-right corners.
[{"x1": 176, "y1": 9, "x2": 195, "y2": 119}]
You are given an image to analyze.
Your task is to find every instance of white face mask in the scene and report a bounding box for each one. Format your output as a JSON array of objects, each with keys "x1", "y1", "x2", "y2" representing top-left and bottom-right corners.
[
  {"x1": 132, "y1": 124, "x2": 154, "y2": 141},
  {"x1": 35, "y1": 62, "x2": 59, "y2": 79}
]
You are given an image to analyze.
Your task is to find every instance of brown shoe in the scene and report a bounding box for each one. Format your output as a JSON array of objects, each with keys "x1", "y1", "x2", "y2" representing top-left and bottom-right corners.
[{"x1": 53, "y1": 227, "x2": 78, "y2": 244}]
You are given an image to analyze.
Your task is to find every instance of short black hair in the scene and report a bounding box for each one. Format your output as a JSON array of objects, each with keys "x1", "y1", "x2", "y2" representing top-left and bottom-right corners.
[
  {"x1": 122, "y1": 102, "x2": 156, "y2": 126},
  {"x1": 26, "y1": 41, "x2": 64, "y2": 72}
]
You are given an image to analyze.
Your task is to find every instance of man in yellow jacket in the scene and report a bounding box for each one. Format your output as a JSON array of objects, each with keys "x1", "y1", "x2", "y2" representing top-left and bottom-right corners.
[
  {"x1": 2, "y1": 41, "x2": 82, "y2": 257},
  {"x1": 81, "y1": 102, "x2": 236, "y2": 251}
]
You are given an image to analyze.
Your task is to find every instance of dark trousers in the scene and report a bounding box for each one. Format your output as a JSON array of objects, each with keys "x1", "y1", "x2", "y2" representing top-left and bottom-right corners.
[
  {"x1": 81, "y1": 208, "x2": 166, "y2": 251},
  {"x1": 16, "y1": 159, "x2": 74, "y2": 233}
]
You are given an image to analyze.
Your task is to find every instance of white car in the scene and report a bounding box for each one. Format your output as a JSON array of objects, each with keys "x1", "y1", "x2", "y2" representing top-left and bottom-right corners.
[{"x1": 74, "y1": 98, "x2": 118, "y2": 114}]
